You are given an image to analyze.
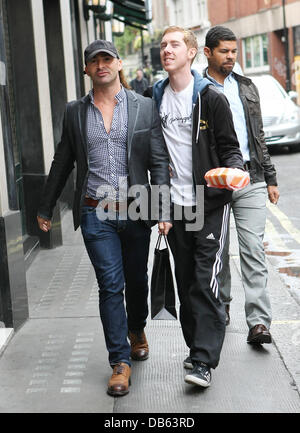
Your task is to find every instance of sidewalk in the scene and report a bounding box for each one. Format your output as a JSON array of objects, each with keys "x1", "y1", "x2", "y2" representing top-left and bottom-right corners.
[{"x1": 0, "y1": 210, "x2": 299, "y2": 413}]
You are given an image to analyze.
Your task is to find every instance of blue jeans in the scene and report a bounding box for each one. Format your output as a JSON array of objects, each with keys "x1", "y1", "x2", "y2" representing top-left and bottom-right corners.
[{"x1": 80, "y1": 206, "x2": 151, "y2": 367}]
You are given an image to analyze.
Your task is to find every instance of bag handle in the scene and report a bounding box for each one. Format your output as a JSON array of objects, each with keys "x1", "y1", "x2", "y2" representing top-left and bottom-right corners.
[{"x1": 155, "y1": 233, "x2": 169, "y2": 250}]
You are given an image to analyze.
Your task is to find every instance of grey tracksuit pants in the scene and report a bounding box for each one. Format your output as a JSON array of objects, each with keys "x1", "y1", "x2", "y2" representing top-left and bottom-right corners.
[{"x1": 218, "y1": 182, "x2": 272, "y2": 329}]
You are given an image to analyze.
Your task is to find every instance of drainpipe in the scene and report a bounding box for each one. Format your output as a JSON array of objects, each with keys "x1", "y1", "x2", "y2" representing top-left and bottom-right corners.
[{"x1": 282, "y1": 0, "x2": 291, "y2": 92}]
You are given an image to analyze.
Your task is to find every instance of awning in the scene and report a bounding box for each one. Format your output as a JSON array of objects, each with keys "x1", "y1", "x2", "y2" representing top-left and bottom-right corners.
[{"x1": 110, "y1": 0, "x2": 152, "y2": 30}]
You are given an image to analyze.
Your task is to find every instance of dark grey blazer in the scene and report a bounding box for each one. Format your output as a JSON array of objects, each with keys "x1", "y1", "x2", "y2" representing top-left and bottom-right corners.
[{"x1": 38, "y1": 89, "x2": 170, "y2": 229}]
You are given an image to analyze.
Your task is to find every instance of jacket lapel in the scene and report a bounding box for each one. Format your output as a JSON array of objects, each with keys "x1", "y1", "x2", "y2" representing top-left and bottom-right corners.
[
  {"x1": 78, "y1": 95, "x2": 90, "y2": 159},
  {"x1": 126, "y1": 89, "x2": 139, "y2": 161}
]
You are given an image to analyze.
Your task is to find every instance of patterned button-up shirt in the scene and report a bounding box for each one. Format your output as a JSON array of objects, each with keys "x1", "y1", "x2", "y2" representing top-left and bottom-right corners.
[{"x1": 86, "y1": 87, "x2": 129, "y2": 201}]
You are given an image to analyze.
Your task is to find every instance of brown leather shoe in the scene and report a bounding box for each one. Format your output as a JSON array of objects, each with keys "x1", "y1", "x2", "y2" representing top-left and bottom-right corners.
[
  {"x1": 129, "y1": 330, "x2": 149, "y2": 361},
  {"x1": 225, "y1": 304, "x2": 230, "y2": 326},
  {"x1": 247, "y1": 324, "x2": 272, "y2": 344},
  {"x1": 107, "y1": 362, "x2": 131, "y2": 397}
]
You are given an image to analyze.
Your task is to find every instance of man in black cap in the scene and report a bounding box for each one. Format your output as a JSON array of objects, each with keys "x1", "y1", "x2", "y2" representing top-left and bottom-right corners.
[{"x1": 37, "y1": 40, "x2": 171, "y2": 397}]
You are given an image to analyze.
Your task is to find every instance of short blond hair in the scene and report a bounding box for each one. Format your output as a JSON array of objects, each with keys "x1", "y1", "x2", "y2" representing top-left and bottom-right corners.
[{"x1": 162, "y1": 26, "x2": 198, "y2": 63}]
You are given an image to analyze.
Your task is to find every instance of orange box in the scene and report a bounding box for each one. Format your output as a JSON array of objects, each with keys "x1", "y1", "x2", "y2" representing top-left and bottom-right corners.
[{"x1": 205, "y1": 167, "x2": 250, "y2": 191}]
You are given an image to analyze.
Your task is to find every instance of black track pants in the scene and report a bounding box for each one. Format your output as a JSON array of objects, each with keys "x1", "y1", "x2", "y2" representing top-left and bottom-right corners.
[{"x1": 167, "y1": 203, "x2": 230, "y2": 369}]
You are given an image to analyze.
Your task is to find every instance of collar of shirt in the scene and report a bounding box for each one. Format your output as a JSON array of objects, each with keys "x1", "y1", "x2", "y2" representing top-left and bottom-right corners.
[
  {"x1": 205, "y1": 69, "x2": 235, "y2": 89},
  {"x1": 88, "y1": 86, "x2": 126, "y2": 105},
  {"x1": 205, "y1": 69, "x2": 250, "y2": 162}
]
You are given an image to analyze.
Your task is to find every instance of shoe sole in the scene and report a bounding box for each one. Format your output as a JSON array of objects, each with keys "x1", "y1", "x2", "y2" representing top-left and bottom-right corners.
[
  {"x1": 131, "y1": 353, "x2": 149, "y2": 361},
  {"x1": 183, "y1": 361, "x2": 193, "y2": 370},
  {"x1": 247, "y1": 333, "x2": 272, "y2": 344},
  {"x1": 107, "y1": 388, "x2": 129, "y2": 397},
  {"x1": 184, "y1": 374, "x2": 211, "y2": 388},
  {"x1": 107, "y1": 378, "x2": 131, "y2": 397}
]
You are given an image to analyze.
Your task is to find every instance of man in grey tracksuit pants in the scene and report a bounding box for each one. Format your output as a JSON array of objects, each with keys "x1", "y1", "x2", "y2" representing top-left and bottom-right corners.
[{"x1": 204, "y1": 26, "x2": 280, "y2": 344}]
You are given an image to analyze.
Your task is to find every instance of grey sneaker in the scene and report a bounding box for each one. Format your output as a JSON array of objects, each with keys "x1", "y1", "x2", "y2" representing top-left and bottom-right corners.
[
  {"x1": 184, "y1": 362, "x2": 211, "y2": 388},
  {"x1": 183, "y1": 356, "x2": 193, "y2": 369}
]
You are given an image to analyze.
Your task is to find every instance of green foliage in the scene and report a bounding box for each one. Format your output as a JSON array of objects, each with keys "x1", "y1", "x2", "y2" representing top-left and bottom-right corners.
[
  {"x1": 133, "y1": 32, "x2": 151, "y2": 50},
  {"x1": 114, "y1": 26, "x2": 139, "y2": 57}
]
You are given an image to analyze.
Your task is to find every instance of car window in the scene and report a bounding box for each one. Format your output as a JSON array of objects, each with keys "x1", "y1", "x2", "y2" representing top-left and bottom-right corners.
[{"x1": 251, "y1": 77, "x2": 287, "y2": 100}]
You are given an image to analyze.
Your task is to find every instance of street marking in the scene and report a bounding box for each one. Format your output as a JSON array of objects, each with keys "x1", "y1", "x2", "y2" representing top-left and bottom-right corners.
[
  {"x1": 60, "y1": 387, "x2": 81, "y2": 393},
  {"x1": 65, "y1": 371, "x2": 84, "y2": 377},
  {"x1": 69, "y1": 357, "x2": 89, "y2": 363},
  {"x1": 35, "y1": 365, "x2": 52, "y2": 371},
  {"x1": 67, "y1": 364, "x2": 86, "y2": 369},
  {"x1": 38, "y1": 358, "x2": 56, "y2": 364},
  {"x1": 265, "y1": 218, "x2": 287, "y2": 250},
  {"x1": 267, "y1": 202, "x2": 300, "y2": 245},
  {"x1": 29, "y1": 379, "x2": 48, "y2": 386},
  {"x1": 47, "y1": 335, "x2": 66, "y2": 340},
  {"x1": 73, "y1": 344, "x2": 92, "y2": 349},
  {"x1": 272, "y1": 320, "x2": 300, "y2": 325},
  {"x1": 26, "y1": 388, "x2": 47, "y2": 394},
  {"x1": 71, "y1": 350, "x2": 90, "y2": 356},
  {"x1": 63, "y1": 379, "x2": 82, "y2": 385}
]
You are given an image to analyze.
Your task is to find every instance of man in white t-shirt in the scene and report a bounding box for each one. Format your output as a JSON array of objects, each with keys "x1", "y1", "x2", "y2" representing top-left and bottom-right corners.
[
  {"x1": 160, "y1": 77, "x2": 195, "y2": 207},
  {"x1": 152, "y1": 26, "x2": 244, "y2": 388}
]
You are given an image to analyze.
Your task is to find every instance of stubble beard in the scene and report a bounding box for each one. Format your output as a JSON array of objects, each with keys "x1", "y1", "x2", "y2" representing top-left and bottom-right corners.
[{"x1": 219, "y1": 63, "x2": 234, "y2": 77}]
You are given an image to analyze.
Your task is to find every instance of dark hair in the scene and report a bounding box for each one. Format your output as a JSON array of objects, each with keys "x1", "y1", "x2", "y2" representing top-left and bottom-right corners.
[
  {"x1": 205, "y1": 26, "x2": 237, "y2": 50},
  {"x1": 119, "y1": 70, "x2": 131, "y2": 89}
]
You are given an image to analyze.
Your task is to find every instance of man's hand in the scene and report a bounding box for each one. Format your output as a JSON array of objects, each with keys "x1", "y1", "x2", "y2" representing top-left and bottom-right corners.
[
  {"x1": 267, "y1": 185, "x2": 279, "y2": 204},
  {"x1": 37, "y1": 216, "x2": 52, "y2": 232},
  {"x1": 158, "y1": 222, "x2": 173, "y2": 236}
]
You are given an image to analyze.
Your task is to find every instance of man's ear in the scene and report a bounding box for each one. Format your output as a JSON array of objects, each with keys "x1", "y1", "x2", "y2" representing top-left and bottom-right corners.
[
  {"x1": 188, "y1": 47, "x2": 197, "y2": 62},
  {"x1": 188, "y1": 48, "x2": 197, "y2": 61},
  {"x1": 203, "y1": 47, "x2": 211, "y2": 59},
  {"x1": 118, "y1": 59, "x2": 123, "y2": 71}
]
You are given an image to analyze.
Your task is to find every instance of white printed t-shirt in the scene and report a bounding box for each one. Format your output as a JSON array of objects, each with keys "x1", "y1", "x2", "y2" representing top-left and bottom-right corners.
[{"x1": 160, "y1": 78, "x2": 196, "y2": 206}]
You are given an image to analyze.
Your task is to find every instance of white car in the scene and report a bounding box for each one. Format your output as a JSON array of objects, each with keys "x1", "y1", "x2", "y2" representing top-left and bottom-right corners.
[{"x1": 250, "y1": 74, "x2": 300, "y2": 151}]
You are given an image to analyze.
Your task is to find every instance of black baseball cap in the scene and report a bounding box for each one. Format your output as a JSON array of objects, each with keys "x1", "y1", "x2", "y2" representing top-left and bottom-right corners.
[{"x1": 84, "y1": 40, "x2": 120, "y2": 64}]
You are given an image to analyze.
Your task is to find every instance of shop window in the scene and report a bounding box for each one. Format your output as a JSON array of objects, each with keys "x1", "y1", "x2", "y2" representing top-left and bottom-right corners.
[
  {"x1": 243, "y1": 34, "x2": 270, "y2": 73},
  {"x1": 294, "y1": 25, "x2": 300, "y2": 56}
]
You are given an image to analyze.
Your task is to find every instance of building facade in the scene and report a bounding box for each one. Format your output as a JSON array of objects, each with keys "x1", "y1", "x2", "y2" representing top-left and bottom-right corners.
[
  {"x1": 0, "y1": 0, "x2": 151, "y2": 332},
  {"x1": 151, "y1": 0, "x2": 210, "y2": 67},
  {"x1": 208, "y1": 0, "x2": 300, "y2": 102}
]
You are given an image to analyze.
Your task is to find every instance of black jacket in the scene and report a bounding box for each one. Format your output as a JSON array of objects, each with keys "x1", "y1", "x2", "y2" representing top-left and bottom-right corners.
[
  {"x1": 151, "y1": 70, "x2": 244, "y2": 213},
  {"x1": 38, "y1": 89, "x2": 170, "y2": 230},
  {"x1": 130, "y1": 77, "x2": 149, "y2": 95},
  {"x1": 204, "y1": 70, "x2": 278, "y2": 186}
]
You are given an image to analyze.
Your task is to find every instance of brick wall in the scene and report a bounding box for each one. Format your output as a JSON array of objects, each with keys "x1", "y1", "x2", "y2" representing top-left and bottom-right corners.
[
  {"x1": 207, "y1": 0, "x2": 298, "y2": 90},
  {"x1": 270, "y1": 30, "x2": 286, "y2": 87},
  {"x1": 208, "y1": 0, "x2": 299, "y2": 25},
  {"x1": 269, "y1": 27, "x2": 295, "y2": 90}
]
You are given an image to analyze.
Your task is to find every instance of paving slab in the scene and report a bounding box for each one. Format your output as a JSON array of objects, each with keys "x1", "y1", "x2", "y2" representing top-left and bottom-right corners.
[
  {"x1": 116, "y1": 324, "x2": 299, "y2": 413},
  {"x1": 0, "y1": 317, "x2": 112, "y2": 413},
  {"x1": 0, "y1": 210, "x2": 299, "y2": 413}
]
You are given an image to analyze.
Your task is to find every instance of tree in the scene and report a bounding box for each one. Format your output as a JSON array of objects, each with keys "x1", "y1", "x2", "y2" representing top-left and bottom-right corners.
[{"x1": 114, "y1": 26, "x2": 139, "y2": 57}]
